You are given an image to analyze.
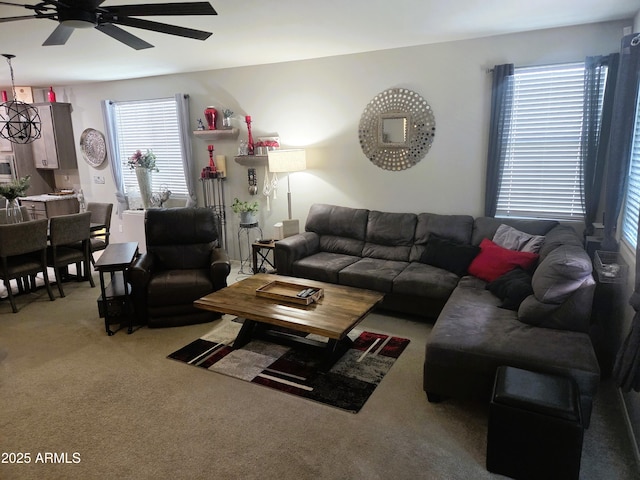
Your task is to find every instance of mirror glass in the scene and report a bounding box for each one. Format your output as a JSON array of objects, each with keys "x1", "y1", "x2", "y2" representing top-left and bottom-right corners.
[{"x1": 380, "y1": 116, "x2": 408, "y2": 144}]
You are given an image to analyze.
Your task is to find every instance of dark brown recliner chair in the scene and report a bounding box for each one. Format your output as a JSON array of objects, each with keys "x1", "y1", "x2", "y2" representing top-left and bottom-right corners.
[{"x1": 130, "y1": 207, "x2": 231, "y2": 328}]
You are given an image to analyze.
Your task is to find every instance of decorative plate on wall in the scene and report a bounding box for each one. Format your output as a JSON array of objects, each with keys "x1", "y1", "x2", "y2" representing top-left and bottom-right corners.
[
  {"x1": 80, "y1": 128, "x2": 107, "y2": 167},
  {"x1": 358, "y1": 88, "x2": 436, "y2": 171}
]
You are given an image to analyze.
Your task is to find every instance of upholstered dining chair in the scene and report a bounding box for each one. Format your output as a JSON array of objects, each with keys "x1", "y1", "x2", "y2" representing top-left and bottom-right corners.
[
  {"x1": 85, "y1": 202, "x2": 113, "y2": 264},
  {"x1": 0, "y1": 218, "x2": 55, "y2": 312},
  {"x1": 47, "y1": 212, "x2": 95, "y2": 297},
  {"x1": 130, "y1": 207, "x2": 231, "y2": 328}
]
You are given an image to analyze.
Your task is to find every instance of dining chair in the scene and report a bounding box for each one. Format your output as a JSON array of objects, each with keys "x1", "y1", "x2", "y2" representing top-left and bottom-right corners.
[
  {"x1": 0, "y1": 218, "x2": 55, "y2": 312},
  {"x1": 47, "y1": 212, "x2": 95, "y2": 298},
  {"x1": 0, "y1": 206, "x2": 33, "y2": 292},
  {"x1": 86, "y1": 202, "x2": 113, "y2": 264}
]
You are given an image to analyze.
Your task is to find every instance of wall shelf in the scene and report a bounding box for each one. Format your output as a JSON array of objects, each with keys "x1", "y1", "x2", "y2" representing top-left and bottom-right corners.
[
  {"x1": 234, "y1": 155, "x2": 268, "y2": 167},
  {"x1": 193, "y1": 128, "x2": 239, "y2": 139}
]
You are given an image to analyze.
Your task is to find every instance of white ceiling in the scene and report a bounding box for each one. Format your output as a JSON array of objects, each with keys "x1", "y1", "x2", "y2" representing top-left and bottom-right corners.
[{"x1": 0, "y1": 0, "x2": 638, "y2": 87}]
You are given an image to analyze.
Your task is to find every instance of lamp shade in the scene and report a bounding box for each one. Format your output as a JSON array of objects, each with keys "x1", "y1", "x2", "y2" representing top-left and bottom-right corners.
[{"x1": 268, "y1": 149, "x2": 306, "y2": 173}]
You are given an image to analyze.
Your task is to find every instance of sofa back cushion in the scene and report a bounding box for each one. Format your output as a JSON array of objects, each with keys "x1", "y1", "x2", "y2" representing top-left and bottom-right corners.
[
  {"x1": 530, "y1": 245, "x2": 593, "y2": 304},
  {"x1": 306, "y1": 204, "x2": 369, "y2": 256},
  {"x1": 362, "y1": 210, "x2": 416, "y2": 261},
  {"x1": 538, "y1": 225, "x2": 584, "y2": 261}
]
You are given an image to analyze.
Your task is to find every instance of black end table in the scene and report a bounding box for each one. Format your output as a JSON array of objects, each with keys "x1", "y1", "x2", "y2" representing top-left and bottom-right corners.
[{"x1": 95, "y1": 242, "x2": 139, "y2": 335}]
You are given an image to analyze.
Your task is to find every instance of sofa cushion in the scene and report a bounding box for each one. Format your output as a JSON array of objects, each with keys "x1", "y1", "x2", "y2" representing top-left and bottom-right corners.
[
  {"x1": 518, "y1": 276, "x2": 596, "y2": 333},
  {"x1": 485, "y1": 267, "x2": 534, "y2": 310},
  {"x1": 305, "y1": 203, "x2": 369, "y2": 240},
  {"x1": 420, "y1": 235, "x2": 480, "y2": 276},
  {"x1": 492, "y1": 224, "x2": 545, "y2": 253},
  {"x1": 393, "y1": 262, "x2": 460, "y2": 299},
  {"x1": 292, "y1": 252, "x2": 361, "y2": 284},
  {"x1": 530, "y1": 245, "x2": 593, "y2": 304},
  {"x1": 319, "y1": 235, "x2": 365, "y2": 257},
  {"x1": 339, "y1": 258, "x2": 408, "y2": 293},
  {"x1": 468, "y1": 239, "x2": 539, "y2": 282},
  {"x1": 362, "y1": 211, "x2": 416, "y2": 261},
  {"x1": 538, "y1": 225, "x2": 584, "y2": 260}
]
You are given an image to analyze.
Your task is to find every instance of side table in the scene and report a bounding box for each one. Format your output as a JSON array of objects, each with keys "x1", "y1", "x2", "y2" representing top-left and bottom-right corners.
[
  {"x1": 252, "y1": 240, "x2": 276, "y2": 274},
  {"x1": 237, "y1": 222, "x2": 263, "y2": 275},
  {"x1": 95, "y1": 242, "x2": 139, "y2": 335}
]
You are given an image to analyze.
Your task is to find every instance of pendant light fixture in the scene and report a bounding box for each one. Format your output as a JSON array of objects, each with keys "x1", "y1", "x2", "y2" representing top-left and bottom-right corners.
[{"x1": 0, "y1": 54, "x2": 41, "y2": 144}]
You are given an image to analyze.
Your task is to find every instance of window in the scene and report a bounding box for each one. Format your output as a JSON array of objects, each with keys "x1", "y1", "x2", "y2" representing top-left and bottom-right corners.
[
  {"x1": 496, "y1": 63, "x2": 607, "y2": 220},
  {"x1": 622, "y1": 89, "x2": 640, "y2": 249},
  {"x1": 113, "y1": 97, "x2": 188, "y2": 197}
]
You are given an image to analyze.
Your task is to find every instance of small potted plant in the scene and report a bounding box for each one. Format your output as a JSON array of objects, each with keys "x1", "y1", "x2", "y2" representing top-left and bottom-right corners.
[
  {"x1": 231, "y1": 197, "x2": 259, "y2": 225},
  {"x1": 222, "y1": 109, "x2": 233, "y2": 128}
]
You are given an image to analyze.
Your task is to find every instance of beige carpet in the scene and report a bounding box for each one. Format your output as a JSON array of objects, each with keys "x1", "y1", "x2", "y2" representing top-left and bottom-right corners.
[{"x1": 0, "y1": 269, "x2": 638, "y2": 480}]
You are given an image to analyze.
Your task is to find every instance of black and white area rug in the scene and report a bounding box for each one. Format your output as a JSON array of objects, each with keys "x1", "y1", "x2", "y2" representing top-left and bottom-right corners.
[{"x1": 168, "y1": 318, "x2": 410, "y2": 413}]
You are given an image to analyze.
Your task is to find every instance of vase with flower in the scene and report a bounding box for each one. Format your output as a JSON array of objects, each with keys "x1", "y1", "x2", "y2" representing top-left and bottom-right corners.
[
  {"x1": 0, "y1": 175, "x2": 30, "y2": 223},
  {"x1": 127, "y1": 149, "x2": 158, "y2": 209}
]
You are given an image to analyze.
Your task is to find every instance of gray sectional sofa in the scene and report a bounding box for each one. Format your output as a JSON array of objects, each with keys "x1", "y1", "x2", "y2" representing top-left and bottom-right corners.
[{"x1": 274, "y1": 203, "x2": 600, "y2": 426}]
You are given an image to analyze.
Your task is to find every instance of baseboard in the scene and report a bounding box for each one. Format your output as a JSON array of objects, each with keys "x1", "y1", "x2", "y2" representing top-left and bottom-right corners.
[{"x1": 617, "y1": 387, "x2": 640, "y2": 469}]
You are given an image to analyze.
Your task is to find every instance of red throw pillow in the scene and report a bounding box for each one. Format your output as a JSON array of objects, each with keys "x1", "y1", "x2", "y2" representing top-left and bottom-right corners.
[{"x1": 468, "y1": 238, "x2": 539, "y2": 282}]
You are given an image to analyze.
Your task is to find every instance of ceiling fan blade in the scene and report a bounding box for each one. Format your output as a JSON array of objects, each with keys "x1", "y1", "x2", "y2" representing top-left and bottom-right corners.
[
  {"x1": 104, "y1": 2, "x2": 216, "y2": 17},
  {"x1": 96, "y1": 23, "x2": 153, "y2": 50},
  {"x1": 43, "y1": 23, "x2": 75, "y2": 45},
  {"x1": 0, "y1": 15, "x2": 38, "y2": 22},
  {"x1": 110, "y1": 17, "x2": 212, "y2": 40}
]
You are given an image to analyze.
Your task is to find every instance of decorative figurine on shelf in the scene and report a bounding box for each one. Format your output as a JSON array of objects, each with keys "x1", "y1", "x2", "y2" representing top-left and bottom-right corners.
[
  {"x1": 204, "y1": 106, "x2": 217, "y2": 130},
  {"x1": 47, "y1": 86, "x2": 56, "y2": 102},
  {"x1": 222, "y1": 109, "x2": 233, "y2": 129},
  {"x1": 197, "y1": 119, "x2": 205, "y2": 130},
  {"x1": 245, "y1": 115, "x2": 255, "y2": 155}
]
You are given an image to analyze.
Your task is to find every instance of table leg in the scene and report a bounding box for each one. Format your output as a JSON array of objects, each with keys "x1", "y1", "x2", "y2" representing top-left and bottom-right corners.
[
  {"x1": 320, "y1": 336, "x2": 354, "y2": 372},
  {"x1": 233, "y1": 319, "x2": 257, "y2": 348},
  {"x1": 99, "y1": 272, "x2": 115, "y2": 336}
]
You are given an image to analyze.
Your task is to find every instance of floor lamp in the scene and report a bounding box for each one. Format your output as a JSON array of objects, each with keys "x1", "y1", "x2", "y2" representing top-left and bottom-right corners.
[{"x1": 267, "y1": 149, "x2": 307, "y2": 237}]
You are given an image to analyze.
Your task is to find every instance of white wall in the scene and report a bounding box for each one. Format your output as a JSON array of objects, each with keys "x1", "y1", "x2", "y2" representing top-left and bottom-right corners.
[{"x1": 61, "y1": 20, "x2": 628, "y2": 260}]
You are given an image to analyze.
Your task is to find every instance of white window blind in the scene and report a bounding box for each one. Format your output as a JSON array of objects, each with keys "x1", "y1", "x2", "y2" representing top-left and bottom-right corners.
[
  {"x1": 113, "y1": 97, "x2": 187, "y2": 197},
  {"x1": 496, "y1": 63, "x2": 603, "y2": 220},
  {"x1": 622, "y1": 89, "x2": 640, "y2": 249}
]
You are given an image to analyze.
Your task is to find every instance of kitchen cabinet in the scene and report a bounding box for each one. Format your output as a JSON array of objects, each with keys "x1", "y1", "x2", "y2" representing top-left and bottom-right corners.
[
  {"x1": 12, "y1": 143, "x2": 55, "y2": 195},
  {"x1": 31, "y1": 102, "x2": 78, "y2": 170},
  {"x1": 21, "y1": 194, "x2": 79, "y2": 220}
]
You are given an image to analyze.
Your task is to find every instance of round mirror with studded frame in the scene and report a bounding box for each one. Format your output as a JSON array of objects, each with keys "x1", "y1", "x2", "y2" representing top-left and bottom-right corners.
[{"x1": 358, "y1": 88, "x2": 436, "y2": 171}]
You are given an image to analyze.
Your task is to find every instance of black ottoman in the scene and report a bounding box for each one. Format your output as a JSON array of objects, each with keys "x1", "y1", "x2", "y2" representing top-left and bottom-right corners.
[{"x1": 486, "y1": 366, "x2": 584, "y2": 480}]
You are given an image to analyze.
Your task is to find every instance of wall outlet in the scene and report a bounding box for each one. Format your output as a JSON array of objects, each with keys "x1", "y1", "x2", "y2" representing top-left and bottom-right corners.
[
  {"x1": 119, "y1": 224, "x2": 123, "y2": 233},
  {"x1": 94, "y1": 175, "x2": 105, "y2": 184}
]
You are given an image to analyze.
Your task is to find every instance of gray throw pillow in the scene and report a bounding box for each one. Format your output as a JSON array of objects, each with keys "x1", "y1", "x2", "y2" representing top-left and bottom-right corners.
[{"x1": 493, "y1": 224, "x2": 545, "y2": 253}]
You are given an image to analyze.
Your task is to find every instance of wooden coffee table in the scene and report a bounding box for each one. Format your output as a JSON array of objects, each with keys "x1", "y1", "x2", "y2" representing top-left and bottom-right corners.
[{"x1": 194, "y1": 274, "x2": 384, "y2": 369}]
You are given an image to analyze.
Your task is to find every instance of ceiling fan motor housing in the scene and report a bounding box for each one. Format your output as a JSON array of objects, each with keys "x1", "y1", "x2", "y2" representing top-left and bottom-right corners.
[{"x1": 58, "y1": 8, "x2": 97, "y2": 29}]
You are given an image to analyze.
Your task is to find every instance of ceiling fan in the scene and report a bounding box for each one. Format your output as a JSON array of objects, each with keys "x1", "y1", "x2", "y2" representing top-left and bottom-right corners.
[{"x1": 0, "y1": 0, "x2": 217, "y2": 50}]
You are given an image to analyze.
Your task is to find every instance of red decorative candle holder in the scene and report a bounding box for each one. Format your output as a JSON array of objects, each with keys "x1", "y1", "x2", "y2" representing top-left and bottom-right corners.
[{"x1": 245, "y1": 115, "x2": 255, "y2": 155}]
